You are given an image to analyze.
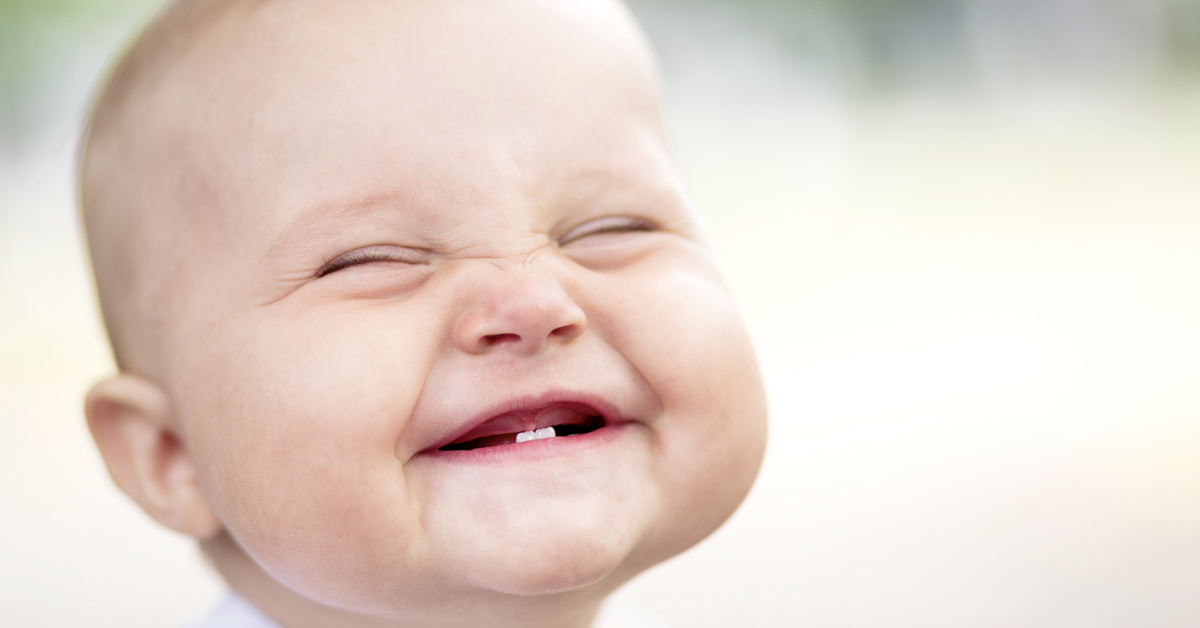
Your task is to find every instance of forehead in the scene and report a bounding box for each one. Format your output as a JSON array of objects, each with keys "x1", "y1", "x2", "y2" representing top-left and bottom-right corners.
[{"x1": 155, "y1": 0, "x2": 665, "y2": 237}]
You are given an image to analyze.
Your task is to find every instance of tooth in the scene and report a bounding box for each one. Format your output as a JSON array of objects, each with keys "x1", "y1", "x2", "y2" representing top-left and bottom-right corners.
[{"x1": 515, "y1": 427, "x2": 556, "y2": 444}]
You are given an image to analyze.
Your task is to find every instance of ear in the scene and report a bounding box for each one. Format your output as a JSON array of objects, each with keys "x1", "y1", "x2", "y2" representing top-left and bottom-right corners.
[{"x1": 85, "y1": 374, "x2": 222, "y2": 539}]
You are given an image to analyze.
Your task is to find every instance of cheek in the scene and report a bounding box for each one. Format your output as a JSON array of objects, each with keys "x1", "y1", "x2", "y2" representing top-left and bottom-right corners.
[
  {"x1": 595, "y1": 262, "x2": 768, "y2": 553},
  {"x1": 179, "y1": 310, "x2": 439, "y2": 606}
]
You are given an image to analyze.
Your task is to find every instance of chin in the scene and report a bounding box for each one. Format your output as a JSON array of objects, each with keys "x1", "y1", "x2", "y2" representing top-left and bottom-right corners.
[
  {"x1": 435, "y1": 491, "x2": 655, "y2": 597},
  {"x1": 462, "y1": 532, "x2": 635, "y2": 597}
]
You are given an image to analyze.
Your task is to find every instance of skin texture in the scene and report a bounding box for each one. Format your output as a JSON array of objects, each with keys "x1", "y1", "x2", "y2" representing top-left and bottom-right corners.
[{"x1": 81, "y1": 1, "x2": 768, "y2": 626}]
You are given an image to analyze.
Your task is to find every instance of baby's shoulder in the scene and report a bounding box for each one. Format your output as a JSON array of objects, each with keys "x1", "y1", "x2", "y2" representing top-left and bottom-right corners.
[
  {"x1": 184, "y1": 594, "x2": 279, "y2": 628},
  {"x1": 595, "y1": 596, "x2": 675, "y2": 628}
]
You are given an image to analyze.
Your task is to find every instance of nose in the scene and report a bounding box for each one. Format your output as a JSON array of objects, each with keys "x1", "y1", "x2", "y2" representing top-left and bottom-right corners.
[{"x1": 454, "y1": 272, "x2": 587, "y2": 355}]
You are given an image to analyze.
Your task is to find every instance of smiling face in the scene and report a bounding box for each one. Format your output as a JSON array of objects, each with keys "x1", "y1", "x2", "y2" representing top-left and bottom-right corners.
[{"x1": 82, "y1": 0, "x2": 766, "y2": 622}]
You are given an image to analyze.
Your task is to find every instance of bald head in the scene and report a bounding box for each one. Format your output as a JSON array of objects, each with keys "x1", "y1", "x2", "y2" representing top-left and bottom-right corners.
[
  {"x1": 79, "y1": 0, "x2": 661, "y2": 377},
  {"x1": 81, "y1": 0, "x2": 273, "y2": 372}
]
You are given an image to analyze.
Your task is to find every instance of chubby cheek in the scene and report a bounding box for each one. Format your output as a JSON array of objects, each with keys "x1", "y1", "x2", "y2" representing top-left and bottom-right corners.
[
  {"x1": 596, "y1": 262, "x2": 768, "y2": 559},
  {"x1": 180, "y1": 311, "x2": 438, "y2": 608}
]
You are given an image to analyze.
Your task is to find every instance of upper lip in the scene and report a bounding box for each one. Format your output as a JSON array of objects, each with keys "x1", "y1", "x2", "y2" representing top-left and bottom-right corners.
[{"x1": 420, "y1": 390, "x2": 628, "y2": 453}]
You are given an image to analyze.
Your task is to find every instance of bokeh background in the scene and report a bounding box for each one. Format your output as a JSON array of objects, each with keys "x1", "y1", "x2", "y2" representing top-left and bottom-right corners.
[{"x1": 2, "y1": 0, "x2": 1199, "y2": 626}]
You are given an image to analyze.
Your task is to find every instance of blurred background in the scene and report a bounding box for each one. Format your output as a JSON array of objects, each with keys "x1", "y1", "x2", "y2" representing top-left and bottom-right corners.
[{"x1": 2, "y1": 0, "x2": 1199, "y2": 626}]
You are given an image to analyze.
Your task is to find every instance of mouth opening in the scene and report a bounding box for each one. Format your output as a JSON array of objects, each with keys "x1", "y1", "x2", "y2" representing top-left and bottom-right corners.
[{"x1": 438, "y1": 412, "x2": 606, "y2": 452}]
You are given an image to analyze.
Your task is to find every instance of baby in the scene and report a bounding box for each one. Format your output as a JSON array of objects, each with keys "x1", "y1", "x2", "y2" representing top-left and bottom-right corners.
[{"x1": 79, "y1": 0, "x2": 768, "y2": 626}]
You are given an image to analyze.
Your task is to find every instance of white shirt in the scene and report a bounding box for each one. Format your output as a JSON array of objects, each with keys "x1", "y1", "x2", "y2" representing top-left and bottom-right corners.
[{"x1": 187, "y1": 593, "x2": 673, "y2": 628}]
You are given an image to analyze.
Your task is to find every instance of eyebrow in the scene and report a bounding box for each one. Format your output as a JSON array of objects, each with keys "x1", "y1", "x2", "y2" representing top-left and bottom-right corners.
[{"x1": 262, "y1": 189, "x2": 420, "y2": 263}]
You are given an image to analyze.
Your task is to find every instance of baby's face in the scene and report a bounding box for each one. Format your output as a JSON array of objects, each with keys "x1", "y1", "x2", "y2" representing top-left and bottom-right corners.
[{"x1": 145, "y1": 0, "x2": 766, "y2": 616}]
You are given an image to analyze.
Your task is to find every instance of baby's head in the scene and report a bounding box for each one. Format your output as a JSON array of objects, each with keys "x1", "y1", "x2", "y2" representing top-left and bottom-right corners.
[{"x1": 80, "y1": 0, "x2": 767, "y2": 624}]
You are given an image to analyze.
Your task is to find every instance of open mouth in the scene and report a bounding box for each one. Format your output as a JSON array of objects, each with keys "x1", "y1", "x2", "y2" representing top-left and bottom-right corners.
[{"x1": 438, "y1": 402, "x2": 607, "y2": 452}]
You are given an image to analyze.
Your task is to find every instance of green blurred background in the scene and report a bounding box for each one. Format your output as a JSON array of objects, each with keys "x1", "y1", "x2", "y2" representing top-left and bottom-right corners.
[
  {"x1": 5, "y1": 0, "x2": 1200, "y2": 152},
  {"x1": 2, "y1": 1, "x2": 1199, "y2": 627}
]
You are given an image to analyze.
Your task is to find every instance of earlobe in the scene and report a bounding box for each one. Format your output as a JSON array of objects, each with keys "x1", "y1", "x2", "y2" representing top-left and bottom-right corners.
[{"x1": 85, "y1": 375, "x2": 222, "y2": 539}]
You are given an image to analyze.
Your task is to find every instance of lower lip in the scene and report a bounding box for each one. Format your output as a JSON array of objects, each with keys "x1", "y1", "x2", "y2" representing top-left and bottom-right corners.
[{"x1": 418, "y1": 421, "x2": 633, "y2": 464}]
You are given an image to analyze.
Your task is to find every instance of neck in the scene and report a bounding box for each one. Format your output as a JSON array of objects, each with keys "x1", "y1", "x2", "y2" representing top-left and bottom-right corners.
[{"x1": 203, "y1": 532, "x2": 606, "y2": 628}]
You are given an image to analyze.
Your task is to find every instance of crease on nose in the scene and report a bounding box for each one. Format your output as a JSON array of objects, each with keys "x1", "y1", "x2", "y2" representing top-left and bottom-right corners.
[{"x1": 455, "y1": 277, "x2": 587, "y2": 355}]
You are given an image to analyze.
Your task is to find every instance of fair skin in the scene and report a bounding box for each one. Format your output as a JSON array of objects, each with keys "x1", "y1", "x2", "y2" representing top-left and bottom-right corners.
[{"x1": 82, "y1": 1, "x2": 767, "y2": 627}]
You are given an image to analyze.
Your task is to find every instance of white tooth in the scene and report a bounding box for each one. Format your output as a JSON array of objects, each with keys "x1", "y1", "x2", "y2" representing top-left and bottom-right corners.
[{"x1": 516, "y1": 427, "x2": 556, "y2": 444}]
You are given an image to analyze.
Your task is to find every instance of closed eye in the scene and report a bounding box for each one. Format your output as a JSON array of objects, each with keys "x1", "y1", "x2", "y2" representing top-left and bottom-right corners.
[
  {"x1": 558, "y1": 216, "x2": 656, "y2": 246},
  {"x1": 316, "y1": 246, "x2": 427, "y2": 278}
]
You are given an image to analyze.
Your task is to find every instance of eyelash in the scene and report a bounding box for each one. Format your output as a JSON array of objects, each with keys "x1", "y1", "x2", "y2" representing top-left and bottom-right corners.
[
  {"x1": 316, "y1": 248, "x2": 420, "y2": 277},
  {"x1": 558, "y1": 216, "x2": 656, "y2": 245}
]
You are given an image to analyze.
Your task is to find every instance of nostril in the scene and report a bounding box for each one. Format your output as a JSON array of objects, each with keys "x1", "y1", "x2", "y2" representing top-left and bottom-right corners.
[
  {"x1": 550, "y1": 323, "x2": 582, "y2": 339},
  {"x1": 482, "y1": 333, "x2": 521, "y2": 346}
]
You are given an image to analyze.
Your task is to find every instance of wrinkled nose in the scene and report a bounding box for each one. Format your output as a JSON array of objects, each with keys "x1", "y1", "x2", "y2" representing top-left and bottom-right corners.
[{"x1": 454, "y1": 275, "x2": 587, "y2": 355}]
